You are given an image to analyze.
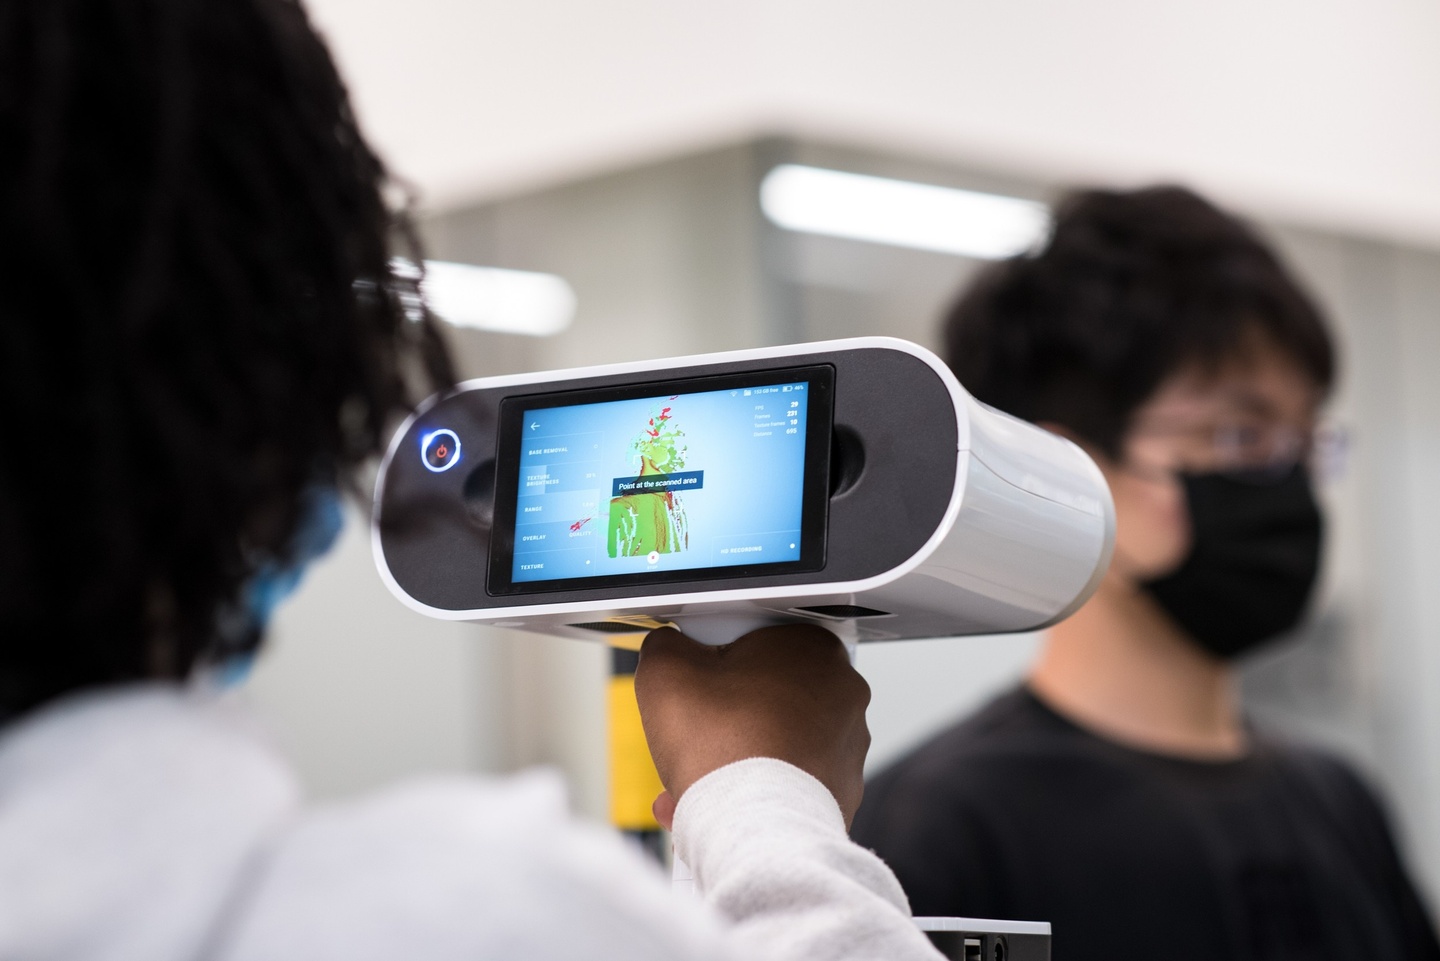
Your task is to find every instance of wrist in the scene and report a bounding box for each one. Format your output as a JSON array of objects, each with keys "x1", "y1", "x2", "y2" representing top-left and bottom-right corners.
[{"x1": 673, "y1": 757, "x2": 845, "y2": 839}]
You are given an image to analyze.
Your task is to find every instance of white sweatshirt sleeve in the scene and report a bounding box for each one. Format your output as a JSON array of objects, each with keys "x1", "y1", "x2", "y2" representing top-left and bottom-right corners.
[
  {"x1": 673, "y1": 757, "x2": 945, "y2": 961},
  {"x1": 0, "y1": 688, "x2": 946, "y2": 961}
]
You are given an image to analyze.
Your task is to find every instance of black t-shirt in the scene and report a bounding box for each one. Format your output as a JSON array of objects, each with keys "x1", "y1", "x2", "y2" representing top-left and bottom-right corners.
[{"x1": 851, "y1": 686, "x2": 1440, "y2": 961}]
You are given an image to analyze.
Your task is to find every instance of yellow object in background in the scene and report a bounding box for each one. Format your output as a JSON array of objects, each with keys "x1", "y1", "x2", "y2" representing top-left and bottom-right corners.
[{"x1": 608, "y1": 657, "x2": 663, "y2": 832}]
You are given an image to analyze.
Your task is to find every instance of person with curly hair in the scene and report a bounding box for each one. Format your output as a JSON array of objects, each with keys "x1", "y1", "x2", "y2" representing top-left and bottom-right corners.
[{"x1": 0, "y1": 2, "x2": 939, "y2": 958}]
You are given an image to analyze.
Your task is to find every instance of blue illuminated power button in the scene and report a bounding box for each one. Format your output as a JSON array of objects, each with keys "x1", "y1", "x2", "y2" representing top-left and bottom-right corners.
[{"x1": 421, "y1": 429, "x2": 461, "y2": 473}]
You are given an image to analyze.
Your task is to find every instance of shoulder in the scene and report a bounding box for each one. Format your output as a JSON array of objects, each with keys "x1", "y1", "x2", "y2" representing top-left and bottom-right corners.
[
  {"x1": 0, "y1": 685, "x2": 300, "y2": 961},
  {"x1": 0, "y1": 688, "x2": 728, "y2": 961},
  {"x1": 853, "y1": 685, "x2": 1109, "y2": 850},
  {"x1": 224, "y1": 771, "x2": 729, "y2": 961},
  {"x1": 1255, "y1": 735, "x2": 1440, "y2": 934},
  {"x1": 1259, "y1": 735, "x2": 1395, "y2": 827}
]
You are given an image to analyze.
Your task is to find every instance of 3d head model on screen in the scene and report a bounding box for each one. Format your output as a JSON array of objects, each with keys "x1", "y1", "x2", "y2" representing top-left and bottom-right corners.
[{"x1": 608, "y1": 400, "x2": 690, "y2": 559}]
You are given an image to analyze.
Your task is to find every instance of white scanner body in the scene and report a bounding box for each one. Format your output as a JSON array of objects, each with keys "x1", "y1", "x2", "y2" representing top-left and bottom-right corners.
[{"x1": 372, "y1": 337, "x2": 1114, "y2": 645}]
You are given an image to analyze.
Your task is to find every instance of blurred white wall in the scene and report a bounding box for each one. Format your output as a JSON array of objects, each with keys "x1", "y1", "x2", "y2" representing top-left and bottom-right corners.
[{"x1": 305, "y1": 0, "x2": 1440, "y2": 247}]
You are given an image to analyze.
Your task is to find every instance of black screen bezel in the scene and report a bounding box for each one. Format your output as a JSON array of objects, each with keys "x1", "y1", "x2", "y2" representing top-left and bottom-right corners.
[{"x1": 487, "y1": 363, "x2": 835, "y2": 596}]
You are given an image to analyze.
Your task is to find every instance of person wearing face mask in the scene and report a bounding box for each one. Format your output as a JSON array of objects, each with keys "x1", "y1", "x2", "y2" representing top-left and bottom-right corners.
[{"x1": 850, "y1": 186, "x2": 1440, "y2": 961}]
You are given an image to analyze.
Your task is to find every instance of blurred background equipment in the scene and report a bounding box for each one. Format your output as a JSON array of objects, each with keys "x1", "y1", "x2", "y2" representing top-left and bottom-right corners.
[{"x1": 608, "y1": 643, "x2": 666, "y2": 861}]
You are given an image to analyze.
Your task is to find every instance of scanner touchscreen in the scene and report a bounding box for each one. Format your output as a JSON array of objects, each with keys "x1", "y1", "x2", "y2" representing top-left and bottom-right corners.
[
  {"x1": 489, "y1": 364, "x2": 834, "y2": 595},
  {"x1": 516, "y1": 382, "x2": 804, "y2": 579}
]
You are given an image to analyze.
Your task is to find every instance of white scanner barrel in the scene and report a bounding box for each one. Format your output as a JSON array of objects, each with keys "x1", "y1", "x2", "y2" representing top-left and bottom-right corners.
[{"x1": 372, "y1": 337, "x2": 1114, "y2": 644}]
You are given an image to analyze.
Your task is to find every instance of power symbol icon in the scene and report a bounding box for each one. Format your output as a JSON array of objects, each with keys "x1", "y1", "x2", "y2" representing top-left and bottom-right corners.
[{"x1": 421, "y1": 429, "x2": 461, "y2": 473}]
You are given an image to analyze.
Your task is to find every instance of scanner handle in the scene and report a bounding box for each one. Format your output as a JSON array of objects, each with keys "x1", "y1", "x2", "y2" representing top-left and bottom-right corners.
[
  {"x1": 666, "y1": 614, "x2": 783, "y2": 646},
  {"x1": 667, "y1": 614, "x2": 858, "y2": 659}
]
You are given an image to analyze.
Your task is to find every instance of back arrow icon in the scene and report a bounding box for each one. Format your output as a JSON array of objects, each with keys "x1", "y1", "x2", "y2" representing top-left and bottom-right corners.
[{"x1": 530, "y1": 422, "x2": 540, "y2": 431}]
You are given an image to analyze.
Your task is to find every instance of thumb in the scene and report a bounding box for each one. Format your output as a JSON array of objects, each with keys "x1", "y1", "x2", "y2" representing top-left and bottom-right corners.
[{"x1": 652, "y1": 790, "x2": 677, "y2": 831}]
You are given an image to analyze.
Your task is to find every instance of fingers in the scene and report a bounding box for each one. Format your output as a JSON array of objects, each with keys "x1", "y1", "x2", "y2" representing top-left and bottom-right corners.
[
  {"x1": 727, "y1": 624, "x2": 869, "y2": 709},
  {"x1": 729, "y1": 622, "x2": 848, "y2": 658},
  {"x1": 634, "y1": 621, "x2": 871, "y2": 821},
  {"x1": 731, "y1": 626, "x2": 860, "y2": 689},
  {"x1": 639, "y1": 621, "x2": 847, "y2": 666},
  {"x1": 637, "y1": 621, "x2": 866, "y2": 720},
  {"x1": 634, "y1": 627, "x2": 705, "y2": 709},
  {"x1": 635, "y1": 626, "x2": 716, "y2": 680},
  {"x1": 638, "y1": 625, "x2": 706, "y2": 660}
]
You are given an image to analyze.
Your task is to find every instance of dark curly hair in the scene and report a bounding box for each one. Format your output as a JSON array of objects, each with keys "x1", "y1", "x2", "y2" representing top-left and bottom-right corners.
[
  {"x1": 943, "y1": 185, "x2": 1335, "y2": 458},
  {"x1": 0, "y1": 0, "x2": 455, "y2": 718}
]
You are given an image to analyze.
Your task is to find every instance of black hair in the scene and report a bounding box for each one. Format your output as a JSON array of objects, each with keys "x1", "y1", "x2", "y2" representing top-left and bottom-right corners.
[
  {"x1": 942, "y1": 185, "x2": 1335, "y2": 457},
  {"x1": 0, "y1": 0, "x2": 455, "y2": 717}
]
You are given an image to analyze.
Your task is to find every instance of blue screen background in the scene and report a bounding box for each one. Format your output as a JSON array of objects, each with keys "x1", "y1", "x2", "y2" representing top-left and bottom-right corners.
[{"x1": 512, "y1": 380, "x2": 811, "y2": 582}]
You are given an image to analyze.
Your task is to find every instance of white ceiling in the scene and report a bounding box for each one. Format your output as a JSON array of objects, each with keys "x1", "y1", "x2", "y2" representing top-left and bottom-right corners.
[{"x1": 306, "y1": 0, "x2": 1440, "y2": 247}]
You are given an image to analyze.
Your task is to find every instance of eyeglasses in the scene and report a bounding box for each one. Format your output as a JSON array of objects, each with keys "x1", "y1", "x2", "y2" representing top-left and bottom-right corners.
[{"x1": 1124, "y1": 419, "x2": 1349, "y2": 484}]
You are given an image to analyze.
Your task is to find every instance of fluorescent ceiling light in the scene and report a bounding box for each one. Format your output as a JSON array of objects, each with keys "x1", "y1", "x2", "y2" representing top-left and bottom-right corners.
[
  {"x1": 760, "y1": 164, "x2": 1050, "y2": 260},
  {"x1": 390, "y1": 259, "x2": 576, "y2": 337}
]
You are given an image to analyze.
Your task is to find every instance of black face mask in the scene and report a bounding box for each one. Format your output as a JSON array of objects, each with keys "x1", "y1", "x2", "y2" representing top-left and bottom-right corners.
[{"x1": 1141, "y1": 466, "x2": 1324, "y2": 660}]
